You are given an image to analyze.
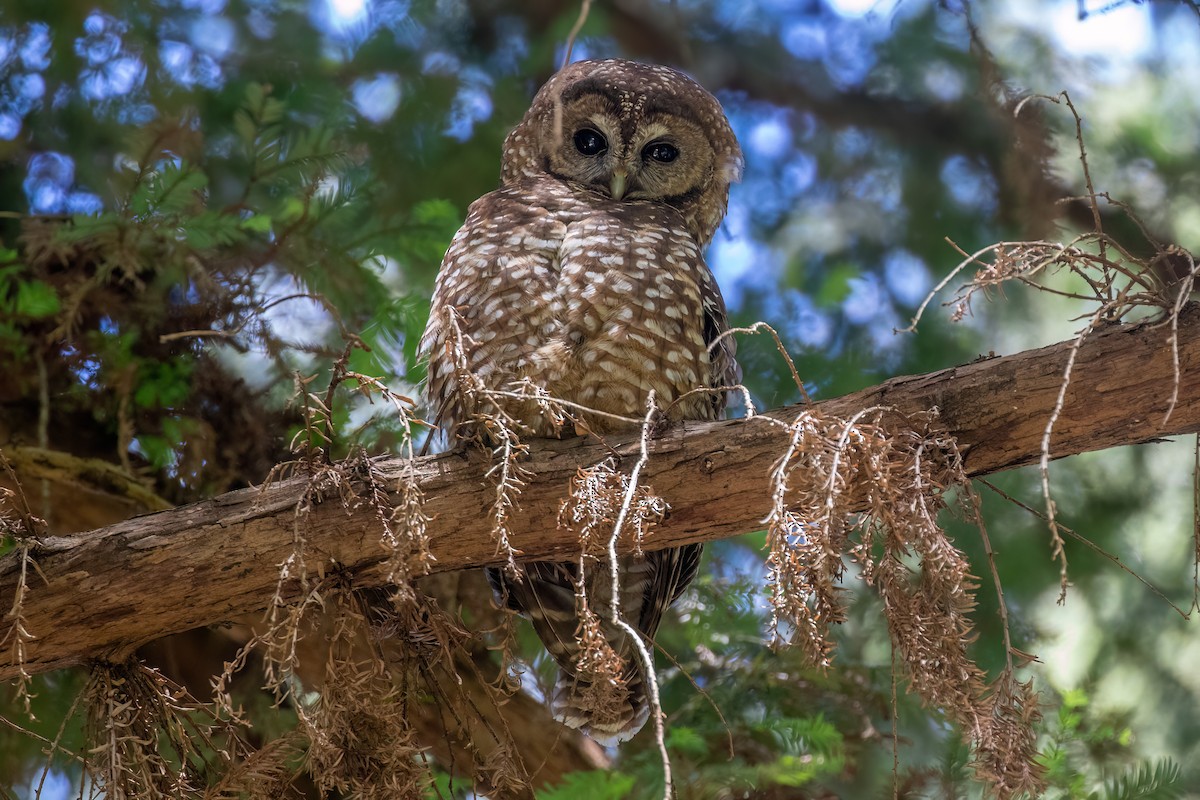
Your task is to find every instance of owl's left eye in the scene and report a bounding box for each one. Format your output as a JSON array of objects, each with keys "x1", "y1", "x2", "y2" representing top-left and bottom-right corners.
[{"x1": 643, "y1": 142, "x2": 679, "y2": 163}]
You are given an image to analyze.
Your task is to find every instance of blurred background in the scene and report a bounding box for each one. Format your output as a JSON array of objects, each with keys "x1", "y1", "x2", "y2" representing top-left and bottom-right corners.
[{"x1": 1, "y1": 0, "x2": 1199, "y2": 797}]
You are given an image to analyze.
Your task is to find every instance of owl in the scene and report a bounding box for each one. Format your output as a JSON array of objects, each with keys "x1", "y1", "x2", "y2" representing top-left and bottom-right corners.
[{"x1": 421, "y1": 59, "x2": 742, "y2": 744}]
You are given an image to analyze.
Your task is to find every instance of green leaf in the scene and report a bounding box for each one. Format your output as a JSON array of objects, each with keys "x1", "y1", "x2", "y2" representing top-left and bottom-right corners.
[
  {"x1": 401, "y1": 199, "x2": 462, "y2": 265},
  {"x1": 666, "y1": 725, "x2": 708, "y2": 757},
  {"x1": 279, "y1": 197, "x2": 306, "y2": 222},
  {"x1": 240, "y1": 213, "x2": 273, "y2": 234},
  {"x1": 412, "y1": 198, "x2": 458, "y2": 227},
  {"x1": 134, "y1": 360, "x2": 193, "y2": 409},
  {"x1": 814, "y1": 262, "x2": 858, "y2": 307},
  {"x1": 186, "y1": 211, "x2": 246, "y2": 248},
  {"x1": 260, "y1": 97, "x2": 285, "y2": 128},
  {"x1": 131, "y1": 162, "x2": 209, "y2": 217},
  {"x1": 1092, "y1": 759, "x2": 1181, "y2": 800},
  {"x1": 133, "y1": 434, "x2": 175, "y2": 471},
  {"x1": 15, "y1": 280, "x2": 60, "y2": 318},
  {"x1": 243, "y1": 81, "x2": 265, "y2": 112},
  {"x1": 1061, "y1": 688, "x2": 1089, "y2": 709},
  {"x1": 764, "y1": 753, "x2": 818, "y2": 787},
  {"x1": 234, "y1": 108, "x2": 258, "y2": 146},
  {"x1": 540, "y1": 771, "x2": 636, "y2": 800}
]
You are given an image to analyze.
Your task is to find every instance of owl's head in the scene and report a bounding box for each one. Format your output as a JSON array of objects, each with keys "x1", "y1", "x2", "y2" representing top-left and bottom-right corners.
[{"x1": 501, "y1": 59, "x2": 743, "y2": 246}]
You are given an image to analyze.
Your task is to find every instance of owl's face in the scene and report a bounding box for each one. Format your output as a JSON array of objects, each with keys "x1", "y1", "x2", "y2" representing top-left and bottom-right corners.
[
  {"x1": 540, "y1": 89, "x2": 719, "y2": 205},
  {"x1": 501, "y1": 60, "x2": 743, "y2": 246}
]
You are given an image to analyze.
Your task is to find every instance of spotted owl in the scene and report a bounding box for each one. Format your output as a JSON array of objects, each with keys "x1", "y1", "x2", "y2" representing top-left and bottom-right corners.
[{"x1": 421, "y1": 59, "x2": 742, "y2": 744}]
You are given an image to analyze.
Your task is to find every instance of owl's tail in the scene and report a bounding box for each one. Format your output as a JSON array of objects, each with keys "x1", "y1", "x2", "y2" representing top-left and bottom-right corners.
[
  {"x1": 489, "y1": 545, "x2": 700, "y2": 745},
  {"x1": 551, "y1": 666, "x2": 651, "y2": 746},
  {"x1": 488, "y1": 555, "x2": 660, "y2": 745}
]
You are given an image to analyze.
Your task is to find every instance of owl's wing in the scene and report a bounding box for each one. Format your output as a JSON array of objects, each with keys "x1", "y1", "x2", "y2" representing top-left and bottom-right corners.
[
  {"x1": 630, "y1": 234, "x2": 736, "y2": 721},
  {"x1": 698, "y1": 259, "x2": 742, "y2": 418},
  {"x1": 640, "y1": 540, "x2": 703, "y2": 630},
  {"x1": 420, "y1": 188, "x2": 567, "y2": 444}
]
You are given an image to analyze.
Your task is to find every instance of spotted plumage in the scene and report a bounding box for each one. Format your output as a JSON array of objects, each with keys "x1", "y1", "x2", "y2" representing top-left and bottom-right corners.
[{"x1": 421, "y1": 59, "x2": 742, "y2": 744}]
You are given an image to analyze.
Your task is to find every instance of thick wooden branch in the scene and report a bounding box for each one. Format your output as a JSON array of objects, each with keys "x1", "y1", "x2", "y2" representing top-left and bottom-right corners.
[{"x1": 3, "y1": 306, "x2": 1199, "y2": 680}]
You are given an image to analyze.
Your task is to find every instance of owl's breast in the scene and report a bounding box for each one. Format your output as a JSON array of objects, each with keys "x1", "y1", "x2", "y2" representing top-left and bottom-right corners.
[
  {"x1": 424, "y1": 180, "x2": 727, "y2": 442},
  {"x1": 527, "y1": 210, "x2": 715, "y2": 432}
]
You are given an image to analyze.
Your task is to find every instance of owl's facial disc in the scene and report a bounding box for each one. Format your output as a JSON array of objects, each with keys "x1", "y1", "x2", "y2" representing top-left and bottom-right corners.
[
  {"x1": 565, "y1": 119, "x2": 693, "y2": 202},
  {"x1": 543, "y1": 86, "x2": 727, "y2": 211},
  {"x1": 564, "y1": 117, "x2": 637, "y2": 200}
]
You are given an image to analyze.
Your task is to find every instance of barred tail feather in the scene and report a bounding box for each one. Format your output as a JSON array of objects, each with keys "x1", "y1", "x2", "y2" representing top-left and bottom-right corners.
[
  {"x1": 551, "y1": 668, "x2": 651, "y2": 745},
  {"x1": 487, "y1": 545, "x2": 701, "y2": 746}
]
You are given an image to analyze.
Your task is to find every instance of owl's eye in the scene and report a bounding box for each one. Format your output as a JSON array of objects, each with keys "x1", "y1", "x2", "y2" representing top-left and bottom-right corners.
[
  {"x1": 573, "y1": 128, "x2": 608, "y2": 156},
  {"x1": 643, "y1": 142, "x2": 679, "y2": 163}
]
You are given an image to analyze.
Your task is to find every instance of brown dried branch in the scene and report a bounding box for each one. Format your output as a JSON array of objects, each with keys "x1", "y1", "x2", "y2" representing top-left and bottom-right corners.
[
  {"x1": 0, "y1": 451, "x2": 49, "y2": 543},
  {"x1": 561, "y1": 0, "x2": 593, "y2": 69},
  {"x1": 0, "y1": 544, "x2": 37, "y2": 717},
  {"x1": 753, "y1": 399, "x2": 1044, "y2": 794},
  {"x1": 1194, "y1": 435, "x2": 1200, "y2": 613},
  {"x1": 80, "y1": 660, "x2": 252, "y2": 800},
  {"x1": 0, "y1": 451, "x2": 48, "y2": 716},
  {"x1": 711, "y1": 321, "x2": 810, "y2": 404},
  {"x1": 202, "y1": 732, "x2": 308, "y2": 800},
  {"x1": 601, "y1": 393, "x2": 673, "y2": 799},
  {"x1": 157, "y1": 292, "x2": 334, "y2": 344},
  {"x1": 295, "y1": 590, "x2": 430, "y2": 799}
]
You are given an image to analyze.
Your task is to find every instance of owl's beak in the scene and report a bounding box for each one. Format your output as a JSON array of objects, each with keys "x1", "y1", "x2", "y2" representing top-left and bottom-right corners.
[{"x1": 609, "y1": 169, "x2": 628, "y2": 200}]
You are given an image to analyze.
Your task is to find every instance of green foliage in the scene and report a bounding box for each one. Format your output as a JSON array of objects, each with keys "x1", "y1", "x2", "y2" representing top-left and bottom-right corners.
[
  {"x1": 0, "y1": 70, "x2": 459, "y2": 495},
  {"x1": 697, "y1": 714, "x2": 845, "y2": 791},
  {"x1": 0, "y1": 257, "x2": 58, "y2": 329},
  {"x1": 1019, "y1": 685, "x2": 1181, "y2": 800},
  {"x1": 404, "y1": 199, "x2": 465, "y2": 266},
  {"x1": 129, "y1": 162, "x2": 208, "y2": 218},
  {"x1": 13, "y1": 278, "x2": 60, "y2": 318},
  {"x1": 1093, "y1": 760, "x2": 1182, "y2": 800},
  {"x1": 0, "y1": 671, "x2": 87, "y2": 784},
  {"x1": 812, "y1": 261, "x2": 859, "y2": 307},
  {"x1": 133, "y1": 360, "x2": 192, "y2": 409},
  {"x1": 541, "y1": 770, "x2": 638, "y2": 800},
  {"x1": 424, "y1": 772, "x2": 460, "y2": 799},
  {"x1": 0, "y1": 261, "x2": 60, "y2": 364},
  {"x1": 665, "y1": 725, "x2": 708, "y2": 757}
]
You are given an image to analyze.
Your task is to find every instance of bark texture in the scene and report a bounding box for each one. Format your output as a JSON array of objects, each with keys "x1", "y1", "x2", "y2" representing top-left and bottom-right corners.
[{"x1": 3, "y1": 305, "x2": 1199, "y2": 681}]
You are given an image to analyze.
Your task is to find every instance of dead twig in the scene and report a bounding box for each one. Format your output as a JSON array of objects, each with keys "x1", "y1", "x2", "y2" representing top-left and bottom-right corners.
[
  {"x1": 603, "y1": 392, "x2": 674, "y2": 799},
  {"x1": 561, "y1": 0, "x2": 593, "y2": 68}
]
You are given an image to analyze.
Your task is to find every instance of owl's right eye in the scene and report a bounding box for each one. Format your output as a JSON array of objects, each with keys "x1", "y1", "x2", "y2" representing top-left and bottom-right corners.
[{"x1": 573, "y1": 128, "x2": 608, "y2": 156}]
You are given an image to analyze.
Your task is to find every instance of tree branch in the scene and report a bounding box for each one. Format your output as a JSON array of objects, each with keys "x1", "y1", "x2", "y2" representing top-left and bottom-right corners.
[{"x1": 4, "y1": 305, "x2": 1200, "y2": 680}]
